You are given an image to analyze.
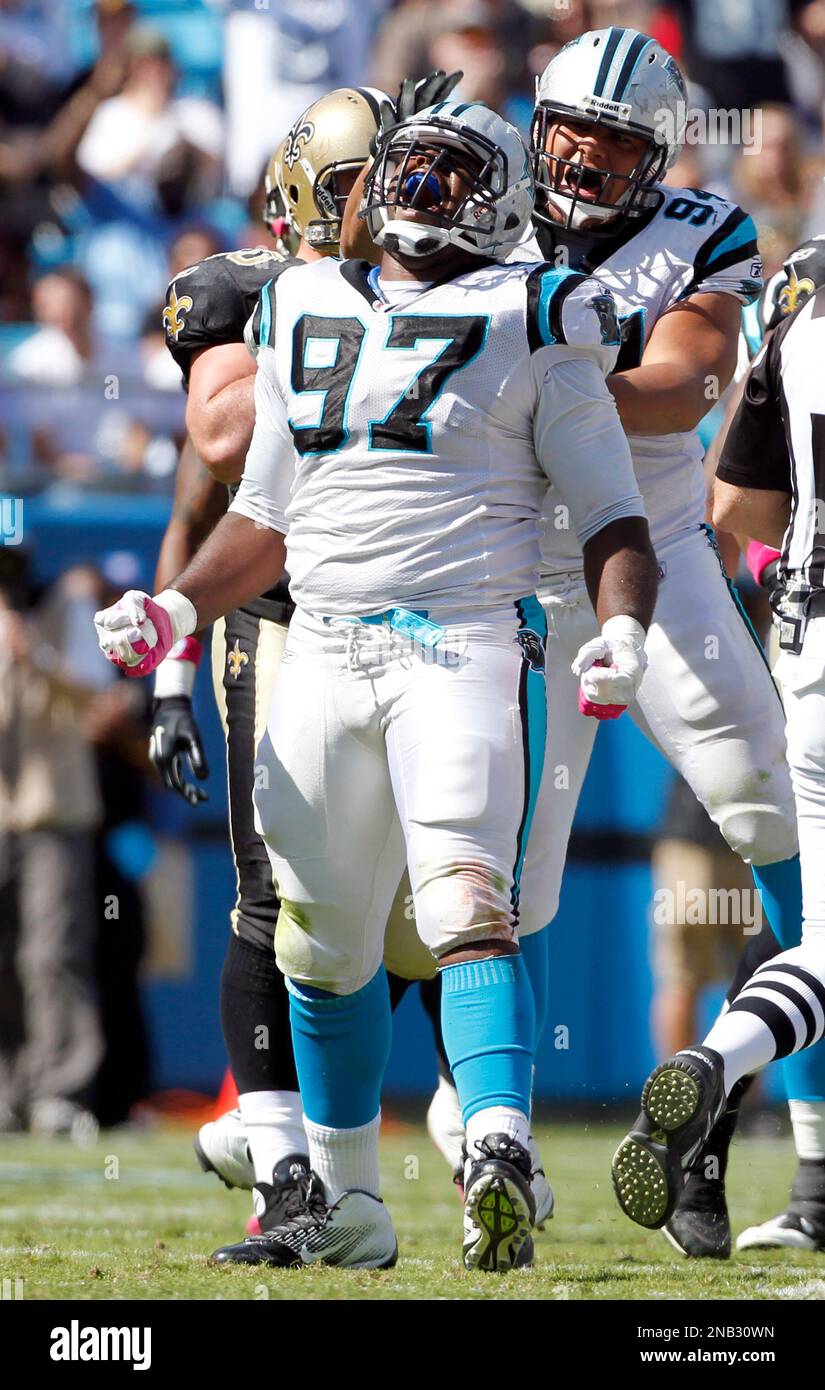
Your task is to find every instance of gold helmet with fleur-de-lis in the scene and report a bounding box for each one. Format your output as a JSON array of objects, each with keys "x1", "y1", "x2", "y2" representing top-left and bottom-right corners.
[{"x1": 264, "y1": 87, "x2": 386, "y2": 254}]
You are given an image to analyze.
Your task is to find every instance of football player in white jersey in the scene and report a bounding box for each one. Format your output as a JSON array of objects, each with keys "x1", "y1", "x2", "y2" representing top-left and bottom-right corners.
[
  {"x1": 150, "y1": 76, "x2": 473, "y2": 1261},
  {"x1": 510, "y1": 28, "x2": 804, "y2": 1257},
  {"x1": 94, "y1": 100, "x2": 659, "y2": 1271}
]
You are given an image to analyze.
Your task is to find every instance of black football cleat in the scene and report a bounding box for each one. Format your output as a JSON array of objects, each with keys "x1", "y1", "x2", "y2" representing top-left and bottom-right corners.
[
  {"x1": 251, "y1": 1153, "x2": 314, "y2": 1232},
  {"x1": 462, "y1": 1133, "x2": 536, "y2": 1271},
  {"x1": 210, "y1": 1167, "x2": 398, "y2": 1269},
  {"x1": 663, "y1": 1167, "x2": 732, "y2": 1259},
  {"x1": 612, "y1": 1047, "x2": 727, "y2": 1230}
]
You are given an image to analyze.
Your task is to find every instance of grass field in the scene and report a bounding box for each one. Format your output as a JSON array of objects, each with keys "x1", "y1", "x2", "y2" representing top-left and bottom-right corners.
[{"x1": 1, "y1": 1116, "x2": 824, "y2": 1301}]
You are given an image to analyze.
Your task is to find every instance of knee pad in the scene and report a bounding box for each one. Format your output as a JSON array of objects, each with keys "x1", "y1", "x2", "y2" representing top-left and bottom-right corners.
[
  {"x1": 274, "y1": 899, "x2": 383, "y2": 996},
  {"x1": 414, "y1": 866, "x2": 515, "y2": 958},
  {"x1": 718, "y1": 799, "x2": 799, "y2": 867}
]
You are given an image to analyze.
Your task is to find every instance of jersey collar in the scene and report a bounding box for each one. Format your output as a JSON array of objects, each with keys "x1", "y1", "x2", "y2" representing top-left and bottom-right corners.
[
  {"x1": 337, "y1": 255, "x2": 500, "y2": 310},
  {"x1": 535, "y1": 193, "x2": 663, "y2": 275}
]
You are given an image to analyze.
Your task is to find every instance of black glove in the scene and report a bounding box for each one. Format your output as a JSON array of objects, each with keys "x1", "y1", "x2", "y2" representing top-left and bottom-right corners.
[
  {"x1": 149, "y1": 696, "x2": 209, "y2": 806},
  {"x1": 372, "y1": 69, "x2": 464, "y2": 155}
]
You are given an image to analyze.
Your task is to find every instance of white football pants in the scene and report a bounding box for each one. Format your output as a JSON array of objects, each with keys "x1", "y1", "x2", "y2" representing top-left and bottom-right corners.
[
  {"x1": 776, "y1": 616, "x2": 825, "y2": 938},
  {"x1": 211, "y1": 614, "x2": 438, "y2": 983},
  {"x1": 519, "y1": 525, "x2": 798, "y2": 936},
  {"x1": 253, "y1": 603, "x2": 546, "y2": 994}
]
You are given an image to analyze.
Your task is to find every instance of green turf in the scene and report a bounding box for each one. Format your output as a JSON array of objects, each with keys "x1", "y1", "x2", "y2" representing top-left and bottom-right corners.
[{"x1": 1, "y1": 1119, "x2": 824, "y2": 1300}]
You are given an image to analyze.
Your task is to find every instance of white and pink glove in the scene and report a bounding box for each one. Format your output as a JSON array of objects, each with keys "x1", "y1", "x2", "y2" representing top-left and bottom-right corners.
[
  {"x1": 572, "y1": 615, "x2": 647, "y2": 721},
  {"x1": 94, "y1": 589, "x2": 197, "y2": 678}
]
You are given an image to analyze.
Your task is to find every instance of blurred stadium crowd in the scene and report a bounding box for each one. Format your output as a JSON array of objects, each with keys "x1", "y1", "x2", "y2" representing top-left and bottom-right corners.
[
  {"x1": 2, "y1": 0, "x2": 825, "y2": 492},
  {"x1": 1, "y1": 0, "x2": 824, "y2": 1135}
]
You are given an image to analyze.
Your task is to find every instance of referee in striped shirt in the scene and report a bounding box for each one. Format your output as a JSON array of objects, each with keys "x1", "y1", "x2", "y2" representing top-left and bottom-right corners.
[{"x1": 711, "y1": 282, "x2": 825, "y2": 1248}]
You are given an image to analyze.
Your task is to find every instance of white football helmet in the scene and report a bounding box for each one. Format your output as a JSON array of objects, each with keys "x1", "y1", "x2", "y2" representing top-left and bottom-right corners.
[
  {"x1": 363, "y1": 101, "x2": 534, "y2": 261},
  {"x1": 531, "y1": 28, "x2": 687, "y2": 233}
]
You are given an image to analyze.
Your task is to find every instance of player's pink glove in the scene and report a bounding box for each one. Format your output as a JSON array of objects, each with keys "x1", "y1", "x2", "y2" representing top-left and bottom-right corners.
[
  {"x1": 572, "y1": 615, "x2": 647, "y2": 720},
  {"x1": 94, "y1": 589, "x2": 197, "y2": 678},
  {"x1": 746, "y1": 541, "x2": 781, "y2": 589}
]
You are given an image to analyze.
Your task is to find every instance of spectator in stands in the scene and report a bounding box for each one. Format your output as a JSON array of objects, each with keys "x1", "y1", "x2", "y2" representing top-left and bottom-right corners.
[
  {"x1": 0, "y1": 41, "x2": 128, "y2": 325},
  {"x1": 76, "y1": 25, "x2": 223, "y2": 216},
  {"x1": 665, "y1": 0, "x2": 807, "y2": 109},
  {"x1": 223, "y1": 0, "x2": 383, "y2": 198},
  {"x1": 0, "y1": 549, "x2": 104, "y2": 1139},
  {"x1": 370, "y1": 0, "x2": 441, "y2": 95},
  {"x1": 426, "y1": 2, "x2": 533, "y2": 131},
  {"x1": 6, "y1": 266, "x2": 97, "y2": 386},
  {"x1": 733, "y1": 105, "x2": 813, "y2": 262}
]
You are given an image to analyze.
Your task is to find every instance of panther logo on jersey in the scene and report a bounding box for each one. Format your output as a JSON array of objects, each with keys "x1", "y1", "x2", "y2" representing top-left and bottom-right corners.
[
  {"x1": 163, "y1": 286, "x2": 194, "y2": 341},
  {"x1": 284, "y1": 119, "x2": 314, "y2": 171},
  {"x1": 589, "y1": 292, "x2": 621, "y2": 346},
  {"x1": 516, "y1": 628, "x2": 546, "y2": 673}
]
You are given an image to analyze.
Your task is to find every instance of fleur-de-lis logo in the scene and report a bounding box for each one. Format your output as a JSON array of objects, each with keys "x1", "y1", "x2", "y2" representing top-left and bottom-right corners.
[
  {"x1": 227, "y1": 640, "x2": 249, "y2": 680},
  {"x1": 284, "y1": 118, "x2": 314, "y2": 170},
  {"x1": 163, "y1": 286, "x2": 194, "y2": 340},
  {"x1": 778, "y1": 267, "x2": 816, "y2": 318}
]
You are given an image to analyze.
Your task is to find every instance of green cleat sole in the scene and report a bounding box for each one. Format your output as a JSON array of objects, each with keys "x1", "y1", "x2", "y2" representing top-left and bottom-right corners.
[
  {"x1": 644, "y1": 1068, "x2": 701, "y2": 1132},
  {"x1": 612, "y1": 1137, "x2": 672, "y2": 1229}
]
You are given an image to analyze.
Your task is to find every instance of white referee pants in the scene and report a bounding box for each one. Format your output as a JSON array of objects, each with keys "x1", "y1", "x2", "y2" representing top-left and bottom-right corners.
[
  {"x1": 253, "y1": 604, "x2": 546, "y2": 994},
  {"x1": 776, "y1": 616, "x2": 825, "y2": 938},
  {"x1": 518, "y1": 526, "x2": 798, "y2": 936}
]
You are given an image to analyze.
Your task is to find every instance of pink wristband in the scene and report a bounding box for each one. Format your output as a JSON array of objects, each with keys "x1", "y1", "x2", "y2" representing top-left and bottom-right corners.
[
  {"x1": 169, "y1": 635, "x2": 203, "y2": 665},
  {"x1": 746, "y1": 542, "x2": 780, "y2": 588}
]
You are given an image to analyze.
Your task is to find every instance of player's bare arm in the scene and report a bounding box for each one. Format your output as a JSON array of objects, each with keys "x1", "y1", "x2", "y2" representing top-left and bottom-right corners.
[
  {"x1": 606, "y1": 292, "x2": 741, "y2": 435},
  {"x1": 186, "y1": 342, "x2": 257, "y2": 484},
  {"x1": 582, "y1": 516, "x2": 657, "y2": 629},
  {"x1": 154, "y1": 437, "x2": 228, "y2": 595},
  {"x1": 168, "y1": 511, "x2": 286, "y2": 631},
  {"x1": 712, "y1": 480, "x2": 790, "y2": 550}
]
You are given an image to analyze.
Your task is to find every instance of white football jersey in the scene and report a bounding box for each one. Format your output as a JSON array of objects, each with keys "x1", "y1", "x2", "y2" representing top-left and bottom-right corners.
[
  {"x1": 531, "y1": 184, "x2": 762, "y2": 576},
  {"x1": 231, "y1": 255, "x2": 645, "y2": 618}
]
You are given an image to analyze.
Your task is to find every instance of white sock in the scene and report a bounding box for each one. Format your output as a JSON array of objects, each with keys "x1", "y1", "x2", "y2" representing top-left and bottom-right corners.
[
  {"x1": 304, "y1": 1112, "x2": 381, "y2": 1203},
  {"x1": 465, "y1": 1106, "x2": 531, "y2": 1162},
  {"x1": 702, "y1": 1012, "x2": 779, "y2": 1094},
  {"x1": 703, "y1": 941, "x2": 825, "y2": 1094},
  {"x1": 790, "y1": 1099, "x2": 825, "y2": 1161},
  {"x1": 238, "y1": 1090, "x2": 306, "y2": 1185}
]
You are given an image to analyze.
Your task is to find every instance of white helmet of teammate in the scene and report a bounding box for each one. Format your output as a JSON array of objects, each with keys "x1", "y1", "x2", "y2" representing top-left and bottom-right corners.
[
  {"x1": 363, "y1": 101, "x2": 534, "y2": 260},
  {"x1": 531, "y1": 28, "x2": 687, "y2": 232}
]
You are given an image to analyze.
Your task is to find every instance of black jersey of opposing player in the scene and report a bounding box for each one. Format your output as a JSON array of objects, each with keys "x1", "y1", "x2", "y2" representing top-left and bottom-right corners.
[
  {"x1": 164, "y1": 247, "x2": 298, "y2": 380},
  {"x1": 163, "y1": 247, "x2": 298, "y2": 619}
]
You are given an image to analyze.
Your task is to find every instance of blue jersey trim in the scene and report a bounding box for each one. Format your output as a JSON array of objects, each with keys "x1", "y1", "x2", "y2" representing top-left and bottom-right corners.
[
  {"x1": 258, "y1": 278, "x2": 273, "y2": 348},
  {"x1": 510, "y1": 596, "x2": 548, "y2": 921},
  {"x1": 704, "y1": 215, "x2": 758, "y2": 273}
]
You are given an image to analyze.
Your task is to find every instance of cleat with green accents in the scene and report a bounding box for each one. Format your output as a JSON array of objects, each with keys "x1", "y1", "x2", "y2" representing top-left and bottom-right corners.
[
  {"x1": 612, "y1": 1047, "x2": 726, "y2": 1230},
  {"x1": 462, "y1": 1133, "x2": 536, "y2": 1271}
]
